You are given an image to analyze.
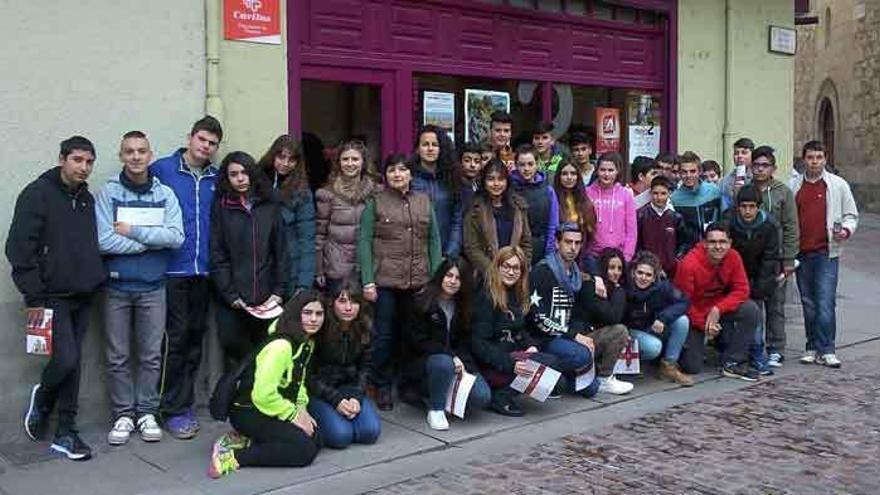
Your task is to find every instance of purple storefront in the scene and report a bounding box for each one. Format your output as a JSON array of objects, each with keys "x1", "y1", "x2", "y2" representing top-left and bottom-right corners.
[{"x1": 288, "y1": 0, "x2": 676, "y2": 162}]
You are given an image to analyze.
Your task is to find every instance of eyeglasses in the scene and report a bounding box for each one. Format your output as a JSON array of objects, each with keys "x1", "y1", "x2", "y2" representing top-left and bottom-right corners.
[
  {"x1": 752, "y1": 161, "x2": 773, "y2": 168},
  {"x1": 500, "y1": 262, "x2": 522, "y2": 273}
]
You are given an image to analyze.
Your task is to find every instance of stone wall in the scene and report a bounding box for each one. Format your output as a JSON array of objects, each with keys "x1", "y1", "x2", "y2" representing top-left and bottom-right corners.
[{"x1": 795, "y1": 0, "x2": 880, "y2": 211}]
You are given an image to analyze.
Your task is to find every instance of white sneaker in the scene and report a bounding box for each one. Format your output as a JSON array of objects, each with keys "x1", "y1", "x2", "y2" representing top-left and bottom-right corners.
[
  {"x1": 137, "y1": 414, "x2": 163, "y2": 442},
  {"x1": 767, "y1": 352, "x2": 784, "y2": 368},
  {"x1": 108, "y1": 416, "x2": 135, "y2": 445},
  {"x1": 799, "y1": 351, "x2": 817, "y2": 364},
  {"x1": 598, "y1": 375, "x2": 634, "y2": 395},
  {"x1": 426, "y1": 410, "x2": 449, "y2": 431},
  {"x1": 816, "y1": 353, "x2": 842, "y2": 368}
]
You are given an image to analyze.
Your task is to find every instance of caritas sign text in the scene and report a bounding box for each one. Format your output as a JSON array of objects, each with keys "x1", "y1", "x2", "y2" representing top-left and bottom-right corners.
[{"x1": 224, "y1": 0, "x2": 281, "y2": 45}]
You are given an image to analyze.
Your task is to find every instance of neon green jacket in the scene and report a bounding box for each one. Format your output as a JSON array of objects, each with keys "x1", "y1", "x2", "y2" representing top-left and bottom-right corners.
[{"x1": 249, "y1": 323, "x2": 314, "y2": 420}]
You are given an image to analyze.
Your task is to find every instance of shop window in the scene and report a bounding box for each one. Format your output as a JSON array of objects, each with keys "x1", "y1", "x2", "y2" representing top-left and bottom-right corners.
[
  {"x1": 592, "y1": 2, "x2": 613, "y2": 20},
  {"x1": 414, "y1": 74, "x2": 542, "y2": 148},
  {"x1": 566, "y1": 0, "x2": 587, "y2": 15},
  {"x1": 536, "y1": 0, "x2": 563, "y2": 13},
  {"x1": 509, "y1": 0, "x2": 533, "y2": 9}
]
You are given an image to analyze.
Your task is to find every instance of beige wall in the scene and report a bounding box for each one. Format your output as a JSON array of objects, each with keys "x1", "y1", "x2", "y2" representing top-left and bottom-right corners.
[
  {"x1": 217, "y1": 0, "x2": 289, "y2": 160},
  {"x1": 0, "y1": 1, "x2": 205, "y2": 422},
  {"x1": 678, "y1": 0, "x2": 794, "y2": 173}
]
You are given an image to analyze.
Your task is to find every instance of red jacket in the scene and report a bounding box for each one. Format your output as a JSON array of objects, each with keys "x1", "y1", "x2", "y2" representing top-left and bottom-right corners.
[{"x1": 673, "y1": 243, "x2": 750, "y2": 331}]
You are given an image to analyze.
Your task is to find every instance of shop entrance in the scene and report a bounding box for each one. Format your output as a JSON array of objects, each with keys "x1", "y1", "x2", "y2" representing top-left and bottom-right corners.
[{"x1": 299, "y1": 67, "x2": 394, "y2": 189}]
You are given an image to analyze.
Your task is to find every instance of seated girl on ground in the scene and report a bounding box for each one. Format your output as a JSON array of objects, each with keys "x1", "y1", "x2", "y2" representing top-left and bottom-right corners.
[{"x1": 623, "y1": 251, "x2": 694, "y2": 386}]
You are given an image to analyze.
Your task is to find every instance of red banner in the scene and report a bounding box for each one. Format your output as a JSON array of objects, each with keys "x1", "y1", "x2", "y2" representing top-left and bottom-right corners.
[
  {"x1": 224, "y1": 0, "x2": 281, "y2": 45},
  {"x1": 595, "y1": 107, "x2": 621, "y2": 154}
]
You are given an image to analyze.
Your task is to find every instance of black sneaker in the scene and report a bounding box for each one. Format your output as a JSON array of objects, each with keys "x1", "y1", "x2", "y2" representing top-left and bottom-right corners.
[
  {"x1": 50, "y1": 432, "x2": 93, "y2": 461},
  {"x1": 721, "y1": 363, "x2": 759, "y2": 382},
  {"x1": 24, "y1": 384, "x2": 46, "y2": 441},
  {"x1": 490, "y1": 391, "x2": 524, "y2": 417}
]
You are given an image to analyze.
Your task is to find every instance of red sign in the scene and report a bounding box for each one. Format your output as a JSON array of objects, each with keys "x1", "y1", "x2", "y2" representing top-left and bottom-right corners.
[
  {"x1": 224, "y1": 0, "x2": 281, "y2": 45},
  {"x1": 595, "y1": 107, "x2": 621, "y2": 154}
]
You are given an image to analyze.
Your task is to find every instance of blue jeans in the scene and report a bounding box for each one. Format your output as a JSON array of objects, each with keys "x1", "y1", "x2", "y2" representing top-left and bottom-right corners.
[
  {"x1": 629, "y1": 315, "x2": 689, "y2": 363},
  {"x1": 308, "y1": 397, "x2": 382, "y2": 449},
  {"x1": 796, "y1": 252, "x2": 839, "y2": 354},
  {"x1": 541, "y1": 337, "x2": 599, "y2": 397},
  {"x1": 748, "y1": 301, "x2": 769, "y2": 367},
  {"x1": 425, "y1": 354, "x2": 491, "y2": 412}
]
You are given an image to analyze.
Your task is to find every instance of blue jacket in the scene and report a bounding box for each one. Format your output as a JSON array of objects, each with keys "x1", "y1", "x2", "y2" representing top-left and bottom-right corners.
[
  {"x1": 95, "y1": 174, "x2": 185, "y2": 291},
  {"x1": 277, "y1": 188, "x2": 316, "y2": 292},
  {"x1": 670, "y1": 180, "x2": 722, "y2": 248},
  {"x1": 411, "y1": 164, "x2": 462, "y2": 257},
  {"x1": 150, "y1": 149, "x2": 218, "y2": 277}
]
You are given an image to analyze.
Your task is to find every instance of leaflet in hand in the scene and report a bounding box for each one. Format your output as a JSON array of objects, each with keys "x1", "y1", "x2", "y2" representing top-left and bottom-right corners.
[
  {"x1": 245, "y1": 301, "x2": 283, "y2": 320},
  {"x1": 509, "y1": 360, "x2": 561, "y2": 402},
  {"x1": 575, "y1": 357, "x2": 596, "y2": 392},
  {"x1": 116, "y1": 206, "x2": 165, "y2": 226},
  {"x1": 445, "y1": 371, "x2": 476, "y2": 419},
  {"x1": 25, "y1": 307, "x2": 53, "y2": 356}
]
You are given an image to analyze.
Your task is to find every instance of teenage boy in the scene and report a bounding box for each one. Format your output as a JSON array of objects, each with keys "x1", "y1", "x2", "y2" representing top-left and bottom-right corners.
[
  {"x1": 671, "y1": 151, "x2": 722, "y2": 248},
  {"x1": 532, "y1": 121, "x2": 564, "y2": 177},
  {"x1": 458, "y1": 141, "x2": 484, "y2": 208},
  {"x1": 629, "y1": 156, "x2": 660, "y2": 209},
  {"x1": 637, "y1": 176, "x2": 691, "y2": 278},
  {"x1": 8, "y1": 136, "x2": 107, "y2": 460},
  {"x1": 150, "y1": 116, "x2": 222, "y2": 439},
  {"x1": 720, "y1": 137, "x2": 755, "y2": 209},
  {"x1": 478, "y1": 141, "x2": 495, "y2": 169},
  {"x1": 489, "y1": 111, "x2": 513, "y2": 155},
  {"x1": 750, "y1": 146, "x2": 799, "y2": 367},
  {"x1": 529, "y1": 223, "x2": 632, "y2": 395},
  {"x1": 96, "y1": 131, "x2": 185, "y2": 445},
  {"x1": 569, "y1": 132, "x2": 597, "y2": 186},
  {"x1": 701, "y1": 160, "x2": 722, "y2": 185},
  {"x1": 724, "y1": 185, "x2": 779, "y2": 375},
  {"x1": 655, "y1": 152, "x2": 678, "y2": 185},
  {"x1": 790, "y1": 140, "x2": 858, "y2": 368},
  {"x1": 674, "y1": 223, "x2": 759, "y2": 381}
]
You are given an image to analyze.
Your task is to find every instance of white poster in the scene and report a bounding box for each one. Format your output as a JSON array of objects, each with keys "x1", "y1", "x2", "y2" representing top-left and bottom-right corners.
[
  {"x1": 445, "y1": 371, "x2": 476, "y2": 419},
  {"x1": 423, "y1": 91, "x2": 456, "y2": 143},
  {"x1": 628, "y1": 125, "x2": 661, "y2": 160}
]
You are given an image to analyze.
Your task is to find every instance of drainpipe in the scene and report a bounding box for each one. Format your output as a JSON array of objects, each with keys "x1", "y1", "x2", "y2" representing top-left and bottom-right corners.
[
  {"x1": 205, "y1": 0, "x2": 224, "y2": 123},
  {"x1": 722, "y1": 0, "x2": 736, "y2": 172}
]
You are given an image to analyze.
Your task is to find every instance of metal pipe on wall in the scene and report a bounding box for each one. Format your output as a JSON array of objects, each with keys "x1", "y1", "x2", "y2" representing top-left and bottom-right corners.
[
  {"x1": 205, "y1": 0, "x2": 224, "y2": 124},
  {"x1": 722, "y1": 0, "x2": 736, "y2": 172}
]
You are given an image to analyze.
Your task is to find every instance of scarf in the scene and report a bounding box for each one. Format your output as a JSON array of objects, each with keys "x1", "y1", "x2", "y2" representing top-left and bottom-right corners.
[
  {"x1": 119, "y1": 171, "x2": 153, "y2": 195},
  {"x1": 545, "y1": 252, "x2": 582, "y2": 296}
]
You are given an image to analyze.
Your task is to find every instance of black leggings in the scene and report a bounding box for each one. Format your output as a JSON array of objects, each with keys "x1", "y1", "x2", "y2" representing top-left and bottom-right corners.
[{"x1": 229, "y1": 405, "x2": 321, "y2": 467}]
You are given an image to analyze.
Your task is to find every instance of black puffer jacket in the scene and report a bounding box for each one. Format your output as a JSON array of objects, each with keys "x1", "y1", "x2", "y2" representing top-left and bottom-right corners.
[
  {"x1": 209, "y1": 194, "x2": 288, "y2": 306},
  {"x1": 6, "y1": 167, "x2": 106, "y2": 304},
  {"x1": 403, "y1": 297, "x2": 479, "y2": 385},
  {"x1": 471, "y1": 288, "x2": 540, "y2": 373},
  {"x1": 308, "y1": 319, "x2": 371, "y2": 407},
  {"x1": 725, "y1": 209, "x2": 780, "y2": 300}
]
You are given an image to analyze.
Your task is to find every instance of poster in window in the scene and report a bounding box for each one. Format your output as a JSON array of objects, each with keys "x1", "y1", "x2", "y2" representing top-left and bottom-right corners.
[
  {"x1": 628, "y1": 125, "x2": 661, "y2": 160},
  {"x1": 465, "y1": 89, "x2": 510, "y2": 145},
  {"x1": 423, "y1": 92, "x2": 456, "y2": 143},
  {"x1": 224, "y1": 0, "x2": 281, "y2": 45},
  {"x1": 595, "y1": 107, "x2": 621, "y2": 154}
]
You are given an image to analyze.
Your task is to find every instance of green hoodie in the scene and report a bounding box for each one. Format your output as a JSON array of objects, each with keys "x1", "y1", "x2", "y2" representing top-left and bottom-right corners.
[
  {"x1": 248, "y1": 320, "x2": 314, "y2": 420},
  {"x1": 756, "y1": 178, "x2": 800, "y2": 270}
]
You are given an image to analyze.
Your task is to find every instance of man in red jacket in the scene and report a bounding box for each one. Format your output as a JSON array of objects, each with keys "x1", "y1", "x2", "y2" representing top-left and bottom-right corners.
[{"x1": 673, "y1": 223, "x2": 760, "y2": 381}]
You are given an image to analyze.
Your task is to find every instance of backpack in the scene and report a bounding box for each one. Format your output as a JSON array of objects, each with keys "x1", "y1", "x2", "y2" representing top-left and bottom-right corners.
[{"x1": 209, "y1": 334, "x2": 292, "y2": 421}]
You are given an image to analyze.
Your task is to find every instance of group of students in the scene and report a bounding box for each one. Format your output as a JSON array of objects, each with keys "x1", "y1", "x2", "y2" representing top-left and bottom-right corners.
[{"x1": 6, "y1": 113, "x2": 859, "y2": 478}]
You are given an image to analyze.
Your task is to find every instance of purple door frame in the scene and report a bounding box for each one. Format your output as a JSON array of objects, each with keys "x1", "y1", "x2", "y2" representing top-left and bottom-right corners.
[{"x1": 288, "y1": 0, "x2": 678, "y2": 156}]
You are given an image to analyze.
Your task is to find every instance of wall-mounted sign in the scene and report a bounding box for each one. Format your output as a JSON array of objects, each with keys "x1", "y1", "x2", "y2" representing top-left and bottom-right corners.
[
  {"x1": 769, "y1": 25, "x2": 796, "y2": 55},
  {"x1": 595, "y1": 107, "x2": 621, "y2": 154},
  {"x1": 224, "y1": 0, "x2": 281, "y2": 45},
  {"x1": 423, "y1": 92, "x2": 455, "y2": 143}
]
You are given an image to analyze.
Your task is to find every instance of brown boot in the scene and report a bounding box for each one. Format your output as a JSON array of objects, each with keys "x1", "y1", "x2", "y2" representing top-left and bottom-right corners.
[{"x1": 659, "y1": 360, "x2": 695, "y2": 387}]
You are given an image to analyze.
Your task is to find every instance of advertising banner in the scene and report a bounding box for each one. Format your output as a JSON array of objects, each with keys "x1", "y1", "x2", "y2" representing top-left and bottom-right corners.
[{"x1": 595, "y1": 107, "x2": 621, "y2": 154}]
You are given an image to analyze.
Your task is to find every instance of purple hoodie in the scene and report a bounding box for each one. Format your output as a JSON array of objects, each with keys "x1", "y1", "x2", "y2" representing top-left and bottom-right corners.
[{"x1": 585, "y1": 182, "x2": 637, "y2": 260}]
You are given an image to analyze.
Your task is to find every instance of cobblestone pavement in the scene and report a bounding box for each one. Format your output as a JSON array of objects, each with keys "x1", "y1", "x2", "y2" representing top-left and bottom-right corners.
[{"x1": 370, "y1": 357, "x2": 880, "y2": 495}]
